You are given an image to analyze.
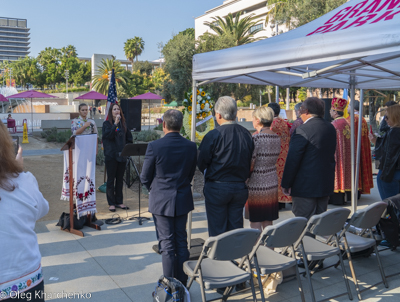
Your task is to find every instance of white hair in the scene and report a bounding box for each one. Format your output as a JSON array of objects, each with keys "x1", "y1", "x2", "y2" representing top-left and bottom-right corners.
[{"x1": 215, "y1": 96, "x2": 237, "y2": 121}]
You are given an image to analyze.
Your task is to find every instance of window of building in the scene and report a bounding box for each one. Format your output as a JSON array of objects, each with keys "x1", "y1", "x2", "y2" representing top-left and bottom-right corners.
[
  {"x1": 249, "y1": 23, "x2": 263, "y2": 33},
  {"x1": 0, "y1": 32, "x2": 29, "y2": 37}
]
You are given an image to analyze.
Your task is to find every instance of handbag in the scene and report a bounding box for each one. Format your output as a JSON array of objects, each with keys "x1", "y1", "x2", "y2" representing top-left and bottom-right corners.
[
  {"x1": 56, "y1": 212, "x2": 87, "y2": 230},
  {"x1": 152, "y1": 275, "x2": 189, "y2": 302}
]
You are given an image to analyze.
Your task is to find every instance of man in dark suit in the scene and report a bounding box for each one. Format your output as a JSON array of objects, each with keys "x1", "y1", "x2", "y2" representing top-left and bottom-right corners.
[
  {"x1": 141, "y1": 109, "x2": 197, "y2": 285},
  {"x1": 281, "y1": 97, "x2": 337, "y2": 220}
]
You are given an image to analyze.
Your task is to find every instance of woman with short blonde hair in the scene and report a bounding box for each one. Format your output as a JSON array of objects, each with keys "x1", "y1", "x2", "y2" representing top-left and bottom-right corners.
[{"x1": 245, "y1": 106, "x2": 281, "y2": 231}]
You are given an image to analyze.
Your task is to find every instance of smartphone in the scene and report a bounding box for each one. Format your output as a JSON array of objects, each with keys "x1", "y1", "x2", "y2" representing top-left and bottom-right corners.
[{"x1": 13, "y1": 136, "x2": 19, "y2": 155}]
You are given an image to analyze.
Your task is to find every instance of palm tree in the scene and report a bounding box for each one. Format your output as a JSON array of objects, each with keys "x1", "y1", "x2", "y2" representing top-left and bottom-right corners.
[
  {"x1": 124, "y1": 37, "x2": 145, "y2": 66},
  {"x1": 204, "y1": 11, "x2": 266, "y2": 46},
  {"x1": 92, "y1": 58, "x2": 128, "y2": 95}
]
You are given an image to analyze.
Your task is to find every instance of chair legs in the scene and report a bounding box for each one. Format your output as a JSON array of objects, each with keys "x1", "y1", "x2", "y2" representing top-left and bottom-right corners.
[
  {"x1": 343, "y1": 237, "x2": 362, "y2": 300},
  {"x1": 197, "y1": 268, "x2": 207, "y2": 302},
  {"x1": 336, "y1": 238, "x2": 353, "y2": 301},
  {"x1": 253, "y1": 256, "x2": 266, "y2": 302},
  {"x1": 294, "y1": 264, "x2": 306, "y2": 302},
  {"x1": 374, "y1": 242, "x2": 389, "y2": 288},
  {"x1": 300, "y1": 244, "x2": 317, "y2": 302}
]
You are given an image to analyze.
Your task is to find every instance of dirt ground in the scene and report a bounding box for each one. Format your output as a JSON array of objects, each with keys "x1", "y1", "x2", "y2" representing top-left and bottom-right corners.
[{"x1": 23, "y1": 135, "x2": 204, "y2": 222}]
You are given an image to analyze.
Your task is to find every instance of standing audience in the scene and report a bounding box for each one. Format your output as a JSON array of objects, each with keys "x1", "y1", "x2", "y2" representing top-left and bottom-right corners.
[
  {"x1": 0, "y1": 123, "x2": 49, "y2": 301},
  {"x1": 245, "y1": 107, "x2": 280, "y2": 231},
  {"x1": 281, "y1": 97, "x2": 336, "y2": 220},
  {"x1": 141, "y1": 109, "x2": 197, "y2": 286},
  {"x1": 198, "y1": 96, "x2": 253, "y2": 236},
  {"x1": 289, "y1": 102, "x2": 303, "y2": 137},
  {"x1": 102, "y1": 103, "x2": 133, "y2": 212},
  {"x1": 369, "y1": 105, "x2": 400, "y2": 200},
  {"x1": 268, "y1": 102, "x2": 292, "y2": 207}
]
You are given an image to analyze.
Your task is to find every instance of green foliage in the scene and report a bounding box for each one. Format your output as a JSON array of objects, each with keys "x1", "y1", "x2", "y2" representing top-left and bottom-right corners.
[
  {"x1": 162, "y1": 29, "x2": 196, "y2": 102},
  {"x1": 42, "y1": 87, "x2": 89, "y2": 93},
  {"x1": 91, "y1": 58, "x2": 128, "y2": 95},
  {"x1": 124, "y1": 37, "x2": 145, "y2": 63},
  {"x1": 96, "y1": 146, "x2": 105, "y2": 166},
  {"x1": 131, "y1": 130, "x2": 161, "y2": 142},
  {"x1": 267, "y1": 0, "x2": 347, "y2": 29},
  {"x1": 132, "y1": 61, "x2": 153, "y2": 76},
  {"x1": 120, "y1": 71, "x2": 155, "y2": 98},
  {"x1": 204, "y1": 11, "x2": 266, "y2": 46},
  {"x1": 41, "y1": 127, "x2": 72, "y2": 143}
]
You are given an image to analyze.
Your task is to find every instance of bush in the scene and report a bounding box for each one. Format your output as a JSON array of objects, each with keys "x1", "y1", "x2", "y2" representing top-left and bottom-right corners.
[
  {"x1": 132, "y1": 130, "x2": 161, "y2": 142},
  {"x1": 96, "y1": 146, "x2": 105, "y2": 166},
  {"x1": 154, "y1": 123, "x2": 163, "y2": 131},
  {"x1": 41, "y1": 127, "x2": 72, "y2": 143}
]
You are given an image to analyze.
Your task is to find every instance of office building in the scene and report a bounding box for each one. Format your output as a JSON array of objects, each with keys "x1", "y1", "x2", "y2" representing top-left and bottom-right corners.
[{"x1": 0, "y1": 17, "x2": 30, "y2": 62}]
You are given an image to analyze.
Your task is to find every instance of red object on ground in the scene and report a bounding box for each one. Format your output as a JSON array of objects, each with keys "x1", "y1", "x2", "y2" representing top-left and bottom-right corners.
[{"x1": 370, "y1": 125, "x2": 373, "y2": 134}]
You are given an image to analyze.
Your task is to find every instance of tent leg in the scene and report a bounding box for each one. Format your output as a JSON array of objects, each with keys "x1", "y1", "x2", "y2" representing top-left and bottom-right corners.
[
  {"x1": 350, "y1": 72, "x2": 357, "y2": 214},
  {"x1": 355, "y1": 89, "x2": 363, "y2": 204},
  {"x1": 188, "y1": 79, "x2": 198, "y2": 249},
  {"x1": 286, "y1": 88, "x2": 290, "y2": 110}
]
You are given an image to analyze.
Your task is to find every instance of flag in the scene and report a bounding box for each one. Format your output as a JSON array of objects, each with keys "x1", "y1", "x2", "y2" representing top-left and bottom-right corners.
[
  {"x1": 343, "y1": 88, "x2": 349, "y2": 118},
  {"x1": 105, "y1": 69, "x2": 117, "y2": 121}
]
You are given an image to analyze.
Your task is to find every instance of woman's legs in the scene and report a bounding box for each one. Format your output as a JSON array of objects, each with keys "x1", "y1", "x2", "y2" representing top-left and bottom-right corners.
[
  {"x1": 250, "y1": 220, "x2": 273, "y2": 232},
  {"x1": 105, "y1": 158, "x2": 117, "y2": 207},
  {"x1": 115, "y1": 161, "x2": 126, "y2": 205}
]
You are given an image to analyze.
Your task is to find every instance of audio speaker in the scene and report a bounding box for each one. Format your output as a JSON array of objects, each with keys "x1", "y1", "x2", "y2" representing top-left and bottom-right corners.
[
  {"x1": 120, "y1": 99, "x2": 142, "y2": 131},
  {"x1": 321, "y1": 98, "x2": 333, "y2": 122}
]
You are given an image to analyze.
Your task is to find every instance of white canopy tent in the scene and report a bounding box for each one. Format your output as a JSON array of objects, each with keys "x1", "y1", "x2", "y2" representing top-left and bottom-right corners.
[{"x1": 189, "y1": 0, "x2": 400, "y2": 243}]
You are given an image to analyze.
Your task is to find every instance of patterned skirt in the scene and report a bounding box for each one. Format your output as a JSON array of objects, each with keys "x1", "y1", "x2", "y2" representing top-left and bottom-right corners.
[{"x1": 246, "y1": 170, "x2": 279, "y2": 222}]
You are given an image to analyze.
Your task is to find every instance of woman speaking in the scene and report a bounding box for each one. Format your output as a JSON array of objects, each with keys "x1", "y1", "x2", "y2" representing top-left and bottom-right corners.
[{"x1": 102, "y1": 103, "x2": 133, "y2": 212}]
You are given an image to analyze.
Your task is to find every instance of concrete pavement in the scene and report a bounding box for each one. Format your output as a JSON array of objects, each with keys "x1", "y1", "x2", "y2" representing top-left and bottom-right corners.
[{"x1": 35, "y1": 182, "x2": 400, "y2": 301}]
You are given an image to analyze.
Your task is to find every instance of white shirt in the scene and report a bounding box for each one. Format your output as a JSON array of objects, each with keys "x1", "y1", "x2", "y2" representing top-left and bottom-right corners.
[
  {"x1": 303, "y1": 116, "x2": 315, "y2": 124},
  {"x1": 0, "y1": 172, "x2": 49, "y2": 284}
]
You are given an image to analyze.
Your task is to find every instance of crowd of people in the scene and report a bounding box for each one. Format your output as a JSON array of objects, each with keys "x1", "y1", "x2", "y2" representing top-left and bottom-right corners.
[{"x1": 141, "y1": 95, "x2": 399, "y2": 287}]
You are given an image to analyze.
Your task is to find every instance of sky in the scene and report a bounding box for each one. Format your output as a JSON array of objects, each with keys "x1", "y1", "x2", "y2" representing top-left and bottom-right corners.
[{"x1": 0, "y1": 0, "x2": 222, "y2": 62}]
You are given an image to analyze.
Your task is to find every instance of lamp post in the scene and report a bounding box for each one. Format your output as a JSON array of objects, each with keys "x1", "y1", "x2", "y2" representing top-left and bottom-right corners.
[{"x1": 65, "y1": 70, "x2": 69, "y2": 98}]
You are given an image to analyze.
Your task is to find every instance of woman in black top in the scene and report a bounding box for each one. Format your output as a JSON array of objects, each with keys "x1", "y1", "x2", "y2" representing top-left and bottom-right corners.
[
  {"x1": 369, "y1": 104, "x2": 400, "y2": 200},
  {"x1": 102, "y1": 103, "x2": 133, "y2": 211}
]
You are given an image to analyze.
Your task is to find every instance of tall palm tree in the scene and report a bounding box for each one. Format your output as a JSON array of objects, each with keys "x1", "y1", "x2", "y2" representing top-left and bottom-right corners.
[
  {"x1": 124, "y1": 37, "x2": 145, "y2": 65},
  {"x1": 92, "y1": 58, "x2": 128, "y2": 95},
  {"x1": 204, "y1": 11, "x2": 266, "y2": 46}
]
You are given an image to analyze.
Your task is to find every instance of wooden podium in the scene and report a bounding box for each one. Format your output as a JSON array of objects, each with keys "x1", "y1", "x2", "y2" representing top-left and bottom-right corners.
[{"x1": 61, "y1": 135, "x2": 101, "y2": 237}]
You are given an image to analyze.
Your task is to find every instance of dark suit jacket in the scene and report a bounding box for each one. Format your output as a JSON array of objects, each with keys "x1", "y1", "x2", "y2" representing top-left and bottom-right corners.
[
  {"x1": 140, "y1": 132, "x2": 197, "y2": 217},
  {"x1": 281, "y1": 117, "x2": 337, "y2": 198}
]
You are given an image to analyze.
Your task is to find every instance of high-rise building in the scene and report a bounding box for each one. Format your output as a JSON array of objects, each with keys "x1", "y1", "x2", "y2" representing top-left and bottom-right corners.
[{"x1": 0, "y1": 17, "x2": 30, "y2": 62}]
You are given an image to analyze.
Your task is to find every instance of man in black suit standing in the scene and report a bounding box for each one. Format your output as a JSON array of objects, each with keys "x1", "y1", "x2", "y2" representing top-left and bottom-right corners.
[
  {"x1": 141, "y1": 109, "x2": 197, "y2": 285},
  {"x1": 281, "y1": 97, "x2": 336, "y2": 220}
]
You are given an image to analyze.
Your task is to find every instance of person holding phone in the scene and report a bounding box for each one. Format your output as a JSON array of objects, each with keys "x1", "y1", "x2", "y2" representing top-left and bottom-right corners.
[
  {"x1": 71, "y1": 103, "x2": 98, "y2": 136},
  {"x1": 102, "y1": 103, "x2": 133, "y2": 212}
]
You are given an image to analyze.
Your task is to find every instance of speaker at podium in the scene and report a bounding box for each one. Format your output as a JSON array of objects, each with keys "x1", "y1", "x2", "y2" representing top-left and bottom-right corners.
[{"x1": 120, "y1": 99, "x2": 142, "y2": 132}]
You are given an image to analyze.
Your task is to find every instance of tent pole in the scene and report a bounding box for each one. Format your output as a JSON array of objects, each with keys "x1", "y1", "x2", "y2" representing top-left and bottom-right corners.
[
  {"x1": 286, "y1": 88, "x2": 290, "y2": 110},
  {"x1": 31, "y1": 98, "x2": 33, "y2": 133},
  {"x1": 275, "y1": 86, "x2": 279, "y2": 103},
  {"x1": 355, "y1": 89, "x2": 363, "y2": 204},
  {"x1": 350, "y1": 71, "x2": 356, "y2": 214},
  {"x1": 188, "y1": 79, "x2": 197, "y2": 249}
]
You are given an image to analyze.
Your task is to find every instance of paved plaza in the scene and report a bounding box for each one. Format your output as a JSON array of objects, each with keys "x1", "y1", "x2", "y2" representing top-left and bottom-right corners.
[{"x1": 34, "y1": 178, "x2": 400, "y2": 302}]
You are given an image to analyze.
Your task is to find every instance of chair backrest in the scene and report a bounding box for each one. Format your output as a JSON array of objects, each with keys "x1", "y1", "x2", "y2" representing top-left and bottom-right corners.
[
  {"x1": 7, "y1": 119, "x2": 15, "y2": 128},
  {"x1": 307, "y1": 208, "x2": 350, "y2": 236},
  {"x1": 262, "y1": 217, "x2": 308, "y2": 248},
  {"x1": 349, "y1": 201, "x2": 387, "y2": 229},
  {"x1": 205, "y1": 228, "x2": 260, "y2": 261}
]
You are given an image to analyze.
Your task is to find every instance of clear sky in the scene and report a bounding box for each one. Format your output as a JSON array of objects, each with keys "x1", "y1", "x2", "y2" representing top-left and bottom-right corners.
[{"x1": 0, "y1": 0, "x2": 221, "y2": 61}]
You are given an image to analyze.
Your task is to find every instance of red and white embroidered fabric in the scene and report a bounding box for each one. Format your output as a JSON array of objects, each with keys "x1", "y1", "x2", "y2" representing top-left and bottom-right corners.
[{"x1": 61, "y1": 134, "x2": 97, "y2": 218}]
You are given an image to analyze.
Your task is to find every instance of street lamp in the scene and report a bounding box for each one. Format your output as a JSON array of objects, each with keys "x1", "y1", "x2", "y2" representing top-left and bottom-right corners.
[{"x1": 65, "y1": 70, "x2": 69, "y2": 97}]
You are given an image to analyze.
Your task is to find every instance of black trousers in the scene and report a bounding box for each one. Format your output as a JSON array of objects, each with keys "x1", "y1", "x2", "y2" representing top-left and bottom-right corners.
[
  {"x1": 204, "y1": 181, "x2": 248, "y2": 237},
  {"x1": 153, "y1": 214, "x2": 189, "y2": 285},
  {"x1": 105, "y1": 158, "x2": 126, "y2": 206}
]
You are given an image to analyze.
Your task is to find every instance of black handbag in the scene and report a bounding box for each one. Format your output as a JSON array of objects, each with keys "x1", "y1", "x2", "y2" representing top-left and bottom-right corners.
[
  {"x1": 56, "y1": 212, "x2": 87, "y2": 230},
  {"x1": 152, "y1": 276, "x2": 187, "y2": 302}
]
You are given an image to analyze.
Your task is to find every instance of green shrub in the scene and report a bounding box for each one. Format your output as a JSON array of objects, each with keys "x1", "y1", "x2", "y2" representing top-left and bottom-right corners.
[
  {"x1": 132, "y1": 130, "x2": 161, "y2": 142},
  {"x1": 41, "y1": 127, "x2": 72, "y2": 143},
  {"x1": 96, "y1": 146, "x2": 105, "y2": 166},
  {"x1": 154, "y1": 123, "x2": 163, "y2": 131}
]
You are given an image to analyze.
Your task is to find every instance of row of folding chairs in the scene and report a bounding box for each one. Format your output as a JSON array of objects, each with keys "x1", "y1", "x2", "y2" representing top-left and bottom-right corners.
[{"x1": 183, "y1": 201, "x2": 388, "y2": 302}]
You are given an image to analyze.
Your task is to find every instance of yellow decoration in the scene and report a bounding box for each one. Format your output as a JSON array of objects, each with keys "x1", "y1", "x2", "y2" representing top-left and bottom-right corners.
[
  {"x1": 202, "y1": 112, "x2": 206, "y2": 118},
  {"x1": 197, "y1": 90, "x2": 200, "y2": 95},
  {"x1": 183, "y1": 111, "x2": 215, "y2": 142},
  {"x1": 201, "y1": 91, "x2": 206, "y2": 96},
  {"x1": 188, "y1": 106, "x2": 192, "y2": 111},
  {"x1": 22, "y1": 121, "x2": 29, "y2": 144},
  {"x1": 201, "y1": 104, "x2": 205, "y2": 109},
  {"x1": 190, "y1": 95, "x2": 192, "y2": 100}
]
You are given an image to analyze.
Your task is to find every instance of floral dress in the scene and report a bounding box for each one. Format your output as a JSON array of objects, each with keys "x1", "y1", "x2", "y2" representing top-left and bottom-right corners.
[{"x1": 71, "y1": 116, "x2": 98, "y2": 135}]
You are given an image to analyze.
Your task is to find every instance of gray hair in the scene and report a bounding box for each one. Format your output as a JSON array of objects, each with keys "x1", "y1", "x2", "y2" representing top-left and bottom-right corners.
[
  {"x1": 163, "y1": 109, "x2": 183, "y2": 131},
  {"x1": 294, "y1": 102, "x2": 303, "y2": 112},
  {"x1": 215, "y1": 96, "x2": 237, "y2": 121},
  {"x1": 252, "y1": 107, "x2": 274, "y2": 127}
]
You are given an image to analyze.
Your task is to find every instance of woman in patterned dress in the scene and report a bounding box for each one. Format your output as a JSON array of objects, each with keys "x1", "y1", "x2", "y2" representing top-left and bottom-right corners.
[
  {"x1": 246, "y1": 107, "x2": 281, "y2": 231},
  {"x1": 71, "y1": 103, "x2": 98, "y2": 136},
  {"x1": 268, "y1": 103, "x2": 292, "y2": 206}
]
